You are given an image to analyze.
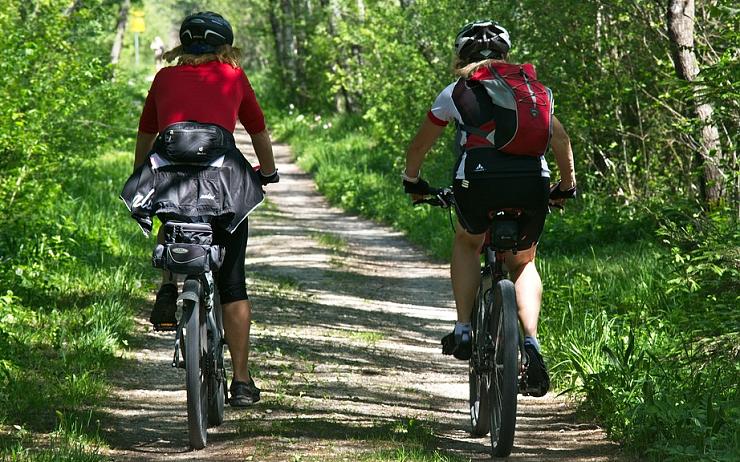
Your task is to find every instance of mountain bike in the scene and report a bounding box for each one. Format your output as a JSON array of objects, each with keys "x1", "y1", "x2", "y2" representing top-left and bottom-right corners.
[
  {"x1": 152, "y1": 221, "x2": 227, "y2": 449},
  {"x1": 416, "y1": 187, "x2": 529, "y2": 458}
]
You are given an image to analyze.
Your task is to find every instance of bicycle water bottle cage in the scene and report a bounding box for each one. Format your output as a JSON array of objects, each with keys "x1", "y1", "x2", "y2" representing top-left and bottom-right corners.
[{"x1": 152, "y1": 221, "x2": 224, "y2": 275}]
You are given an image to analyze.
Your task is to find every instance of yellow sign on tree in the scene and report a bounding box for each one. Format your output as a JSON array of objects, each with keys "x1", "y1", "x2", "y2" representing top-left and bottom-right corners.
[{"x1": 130, "y1": 10, "x2": 146, "y2": 33}]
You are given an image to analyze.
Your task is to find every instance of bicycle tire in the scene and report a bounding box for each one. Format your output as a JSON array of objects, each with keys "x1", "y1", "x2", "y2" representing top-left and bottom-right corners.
[
  {"x1": 207, "y1": 294, "x2": 226, "y2": 427},
  {"x1": 489, "y1": 279, "x2": 519, "y2": 457},
  {"x1": 183, "y1": 278, "x2": 208, "y2": 449},
  {"x1": 469, "y1": 271, "x2": 492, "y2": 436}
]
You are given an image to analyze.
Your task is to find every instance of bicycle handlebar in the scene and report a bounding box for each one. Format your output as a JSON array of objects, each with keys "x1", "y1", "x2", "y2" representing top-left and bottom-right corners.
[
  {"x1": 411, "y1": 181, "x2": 577, "y2": 211},
  {"x1": 548, "y1": 181, "x2": 577, "y2": 209},
  {"x1": 412, "y1": 187, "x2": 455, "y2": 208}
]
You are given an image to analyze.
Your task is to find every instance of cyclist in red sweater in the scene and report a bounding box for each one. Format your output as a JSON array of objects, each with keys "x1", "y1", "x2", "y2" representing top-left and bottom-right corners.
[{"x1": 133, "y1": 12, "x2": 276, "y2": 406}]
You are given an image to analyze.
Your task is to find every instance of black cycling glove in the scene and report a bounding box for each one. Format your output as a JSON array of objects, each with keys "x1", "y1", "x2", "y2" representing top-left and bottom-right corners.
[
  {"x1": 549, "y1": 181, "x2": 577, "y2": 199},
  {"x1": 258, "y1": 169, "x2": 280, "y2": 186},
  {"x1": 403, "y1": 177, "x2": 431, "y2": 195}
]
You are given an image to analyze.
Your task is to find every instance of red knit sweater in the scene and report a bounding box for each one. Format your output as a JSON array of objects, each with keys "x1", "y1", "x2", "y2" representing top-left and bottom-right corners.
[{"x1": 138, "y1": 61, "x2": 265, "y2": 135}]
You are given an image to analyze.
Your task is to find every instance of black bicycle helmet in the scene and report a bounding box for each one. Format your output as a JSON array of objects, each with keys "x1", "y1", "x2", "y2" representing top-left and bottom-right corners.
[
  {"x1": 454, "y1": 20, "x2": 511, "y2": 63},
  {"x1": 180, "y1": 11, "x2": 233, "y2": 54}
]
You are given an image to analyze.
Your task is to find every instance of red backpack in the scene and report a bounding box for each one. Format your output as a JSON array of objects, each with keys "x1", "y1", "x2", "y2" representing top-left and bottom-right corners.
[{"x1": 462, "y1": 62, "x2": 553, "y2": 157}]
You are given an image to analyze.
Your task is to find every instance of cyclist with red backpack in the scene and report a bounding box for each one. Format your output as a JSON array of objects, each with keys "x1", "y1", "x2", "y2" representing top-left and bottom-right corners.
[{"x1": 403, "y1": 20, "x2": 577, "y2": 396}]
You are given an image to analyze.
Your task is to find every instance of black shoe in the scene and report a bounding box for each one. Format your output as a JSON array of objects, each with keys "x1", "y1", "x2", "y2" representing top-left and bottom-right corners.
[
  {"x1": 229, "y1": 378, "x2": 261, "y2": 407},
  {"x1": 150, "y1": 284, "x2": 178, "y2": 331},
  {"x1": 524, "y1": 343, "x2": 550, "y2": 397},
  {"x1": 441, "y1": 328, "x2": 472, "y2": 361}
]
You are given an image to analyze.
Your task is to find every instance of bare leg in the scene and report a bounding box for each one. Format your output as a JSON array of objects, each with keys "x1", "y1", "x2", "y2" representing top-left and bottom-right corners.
[
  {"x1": 502, "y1": 245, "x2": 542, "y2": 338},
  {"x1": 451, "y1": 222, "x2": 486, "y2": 323},
  {"x1": 222, "y1": 299, "x2": 253, "y2": 383}
]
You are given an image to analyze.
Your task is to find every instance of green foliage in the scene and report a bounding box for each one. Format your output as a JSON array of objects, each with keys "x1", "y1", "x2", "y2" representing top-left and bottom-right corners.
[
  {"x1": 1, "y1": 411, "x2": 106, "y2": 461},
  {"x1": 0, "y1": 153, "x2": 151, "y2": 438},
  {"x1": 0, "y1": 1, "x2": 137, "y2": 171},
  {"x1": 541, "y1": 200, "x2": 739, "y2": 460},
  {"x1": 0, "y1": 4, "x2": 149, "y2": 459}
]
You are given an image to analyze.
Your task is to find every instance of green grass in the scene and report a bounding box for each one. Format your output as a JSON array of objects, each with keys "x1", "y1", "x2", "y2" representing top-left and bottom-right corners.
[
  {"x1": 311, "y1": 232, "x2": 349, "y2": 254},
  {"x1": 1, "y1": 411, "x2": 106, "y2": 462},
  {"x1": 272, "y1": 110, "x2": 740, "y2": 461},
  {"x1": 0, "y1": 150, "x2": 151, "y2": 459},
  {"x1": 336, "y1": 330, "x2": 386, "y2": 345}
]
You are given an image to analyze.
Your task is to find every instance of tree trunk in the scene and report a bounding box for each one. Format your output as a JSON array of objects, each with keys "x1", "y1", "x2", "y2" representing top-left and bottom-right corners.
[
  {"x1": 356, "y1": 0, "x2": 366, "y2": 20},
  {"x1": 64, "y1": 0, "x2": 83, "y2": 16},
  {"x1": 667, "y1": 0, "x2": 724, "y2": 203},
  {"x1": 110, "y1": 0, "x2": 131, "y2": 65},
  {"x1": 329, "y1": 0, "x2": 352, "y2": 113},
  {"x1": 281, "y1": 0, "x2": 297, "y2": 80},
  {"x1": 269, "y1": 7, "x2": 285, "y2": 70}
]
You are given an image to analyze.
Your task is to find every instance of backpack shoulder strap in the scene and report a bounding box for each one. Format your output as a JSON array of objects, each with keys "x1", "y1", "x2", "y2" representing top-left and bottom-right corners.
[{"x1": 457, "y1": 122, "x2": 490, "y2": 138}]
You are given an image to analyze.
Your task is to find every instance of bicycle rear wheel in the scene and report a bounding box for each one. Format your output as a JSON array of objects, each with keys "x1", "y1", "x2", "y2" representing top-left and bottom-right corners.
[
  {"x1": 207, "y1": 294, "x2": 226, "y2": 427},
  {"x1": 183, "y1": 278, "x2": 208, "y2": 449},
  {"x1": 469, "y1": 271, "x2": 492, "y2": 436},
  {"x1": 489, "y1": 279, "x2": 519, "y2": 457}
]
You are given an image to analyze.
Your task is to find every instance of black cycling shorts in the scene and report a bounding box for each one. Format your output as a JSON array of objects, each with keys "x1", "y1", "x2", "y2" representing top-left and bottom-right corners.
[
  {"x1": 453, "y1": 176, "x2": 549, "y2": 249},
  {"x1": 213, "y1": 219, "x2": 249, "y2": 304}
]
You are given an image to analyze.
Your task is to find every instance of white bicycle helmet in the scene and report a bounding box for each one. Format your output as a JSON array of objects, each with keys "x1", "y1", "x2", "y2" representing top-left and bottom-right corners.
[{"x1": 454, "y1": 20, "x2": 511, "y2": 63}]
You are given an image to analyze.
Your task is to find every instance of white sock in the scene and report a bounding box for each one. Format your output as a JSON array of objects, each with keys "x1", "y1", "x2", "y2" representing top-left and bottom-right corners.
[{"x1": 454, "y1": 321, "x2": 472, "y2": 335}]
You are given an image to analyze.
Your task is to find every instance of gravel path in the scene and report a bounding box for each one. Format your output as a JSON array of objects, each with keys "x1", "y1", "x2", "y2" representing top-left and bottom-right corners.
[{"x1": 101, "y1": 132, "x2": 627, "y2": 461}]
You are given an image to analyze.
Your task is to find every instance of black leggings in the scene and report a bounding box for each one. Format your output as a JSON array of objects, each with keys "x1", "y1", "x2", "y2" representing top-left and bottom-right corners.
[
  {"x1": 213, "y1": 218, "x2": 249, "y2": 303},
  {"x1": 453, "y1": 176, "x2": 549, "y2": 249}
]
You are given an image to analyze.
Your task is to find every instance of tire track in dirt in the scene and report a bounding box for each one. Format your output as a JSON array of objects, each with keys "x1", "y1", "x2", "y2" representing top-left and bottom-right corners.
[{"x1": 101, "y1": 132, "x2": 627, "y2": 461}]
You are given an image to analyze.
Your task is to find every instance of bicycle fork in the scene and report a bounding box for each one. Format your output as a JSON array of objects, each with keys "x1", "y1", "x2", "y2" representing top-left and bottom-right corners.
[{"x1": 172, "y1": 289, "x2": 199, "y2": 368}]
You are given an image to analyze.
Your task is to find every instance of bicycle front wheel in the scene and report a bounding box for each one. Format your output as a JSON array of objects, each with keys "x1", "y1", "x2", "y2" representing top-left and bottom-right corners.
[
  {"x1": 469, "y1": 271, "x2": 492, "y2": 436},
  {"x1": 489, "y1": 279, "x2": 519, "y2": 457},
  {"x1": 183, "y1": 278, "x2": 208, "y2": 449},
  {"x1": 207, "y1": 293, "x2": 226, "y2": 427}
]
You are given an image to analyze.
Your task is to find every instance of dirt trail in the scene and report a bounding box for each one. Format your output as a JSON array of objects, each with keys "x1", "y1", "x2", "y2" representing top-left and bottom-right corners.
[{"x1": 101, "y1": 133, "x2": 626, "y2": 461}]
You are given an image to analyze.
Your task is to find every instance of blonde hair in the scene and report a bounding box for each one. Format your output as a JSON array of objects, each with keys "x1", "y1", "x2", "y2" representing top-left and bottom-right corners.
[
  {"x1": 163, "y1": 44, "x2": 242, "y2": 68},
  {"x1": 452, "y1": 57, "x2": 507, "y2": 78}
]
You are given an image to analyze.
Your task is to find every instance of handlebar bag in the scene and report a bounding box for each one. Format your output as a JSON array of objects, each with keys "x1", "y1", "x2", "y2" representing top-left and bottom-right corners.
[{"x1": 152, "y1": 243, "x2": 224, "y2": 275}]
